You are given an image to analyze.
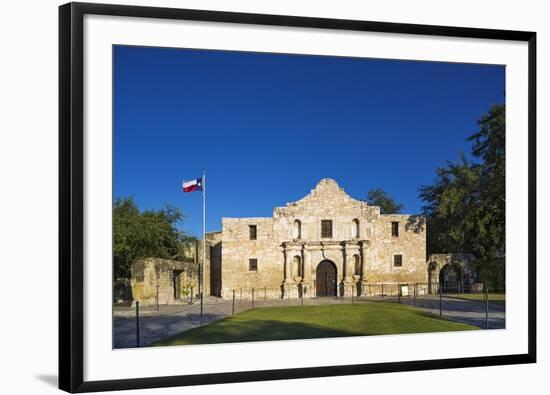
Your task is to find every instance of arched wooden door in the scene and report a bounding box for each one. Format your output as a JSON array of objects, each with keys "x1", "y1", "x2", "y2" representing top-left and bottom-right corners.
[{"x1": 316, "y1": 260, "x2": 337, "y2": 297}]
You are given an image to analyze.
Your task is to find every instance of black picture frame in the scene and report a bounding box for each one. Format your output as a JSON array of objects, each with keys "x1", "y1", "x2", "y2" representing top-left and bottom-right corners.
[{"x1": 59, "y1": 2, "x2": 537, "y2": 393}]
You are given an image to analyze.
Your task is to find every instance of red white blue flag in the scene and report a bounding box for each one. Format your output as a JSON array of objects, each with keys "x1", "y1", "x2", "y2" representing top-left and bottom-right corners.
[{"x1": 182, "y1": 177, "x2": 203, "y2": 192}]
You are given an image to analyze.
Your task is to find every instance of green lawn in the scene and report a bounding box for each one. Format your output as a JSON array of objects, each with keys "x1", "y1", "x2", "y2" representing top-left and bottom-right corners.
[
  {"x1": 445, "y1": 293, "x2": 506, "y2": 302},
  {"x1": 152, "y1": 302, "x2": 477, "y2": 347}
]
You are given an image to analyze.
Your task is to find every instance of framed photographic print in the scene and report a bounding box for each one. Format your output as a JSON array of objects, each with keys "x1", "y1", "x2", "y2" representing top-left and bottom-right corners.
[{"x1": 59, "y1": 1, "x2": 537, "y2": 393}]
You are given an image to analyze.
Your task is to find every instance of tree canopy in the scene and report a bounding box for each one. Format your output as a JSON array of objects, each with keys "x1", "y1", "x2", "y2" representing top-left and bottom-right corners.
[
  {"x1": 113, "y1": 197, "x2": 193, "y2": 279},
  {"x1": 420, "y1": 104, "x2": 505, "y2": 290},
  {"x1": 366, "y1": 188, "x2": 404, "y2": 214}
]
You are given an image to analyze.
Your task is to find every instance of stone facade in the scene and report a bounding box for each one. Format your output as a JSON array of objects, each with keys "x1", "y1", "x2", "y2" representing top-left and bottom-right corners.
[
  {"x1": 215, "y1": 178, "x2": 429, "y2": 299},
  {"x1": 129, "y1": 179, "x2": 478, "y2": 305}
]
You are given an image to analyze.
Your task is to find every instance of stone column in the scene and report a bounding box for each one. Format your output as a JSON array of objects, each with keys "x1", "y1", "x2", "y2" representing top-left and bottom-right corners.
[
  {"x1": 283, "y1": 249, "x2": 291, "y2": 284},
  {"x1": 360, "y1": 241, "x2": 370, "y2": 296},
  {"x1": 343, "y1": 243, "x2": 354, "y2": 297},
  {"x1": 344, "y1": 247, "x2": 353, "y2": 282},
  {"x1": 283, "y1": 246, "x2": 295, "y2": 298},
  {"x1": 301, "y1": 246, "x2": 312, "y2": 297}
]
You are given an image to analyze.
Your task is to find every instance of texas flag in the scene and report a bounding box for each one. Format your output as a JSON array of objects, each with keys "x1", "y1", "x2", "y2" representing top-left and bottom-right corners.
[{"x1": 182, "y1": 177, "x2": 203, "y2": 192}]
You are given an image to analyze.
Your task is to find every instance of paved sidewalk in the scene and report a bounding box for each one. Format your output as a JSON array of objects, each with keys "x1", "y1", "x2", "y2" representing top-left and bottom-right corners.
[
  {"x1": 114, "y1": 298, "x2": 232, "y2": 348},
  {"x1": 382, "y1": 295, "x2": 505, "y2": 329},
  {"x1": 113, "y1": 295, "x2": 505, "y2": 349}
]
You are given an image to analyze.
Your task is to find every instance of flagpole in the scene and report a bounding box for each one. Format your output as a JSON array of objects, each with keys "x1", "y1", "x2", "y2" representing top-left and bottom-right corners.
[{"x1": 202, "y1": 170, "x2": 206, "y2": 301}]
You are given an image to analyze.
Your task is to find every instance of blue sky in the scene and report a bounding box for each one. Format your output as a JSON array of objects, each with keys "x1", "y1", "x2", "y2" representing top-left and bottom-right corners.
[{"x1": 114, "y1": 45, "x2": 504, "y2": 237}]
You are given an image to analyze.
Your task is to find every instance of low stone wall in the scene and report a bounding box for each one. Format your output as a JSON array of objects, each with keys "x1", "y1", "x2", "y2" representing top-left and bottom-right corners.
[{"x1": 131, "y1": 257, "x2": 200, "y2": 306}]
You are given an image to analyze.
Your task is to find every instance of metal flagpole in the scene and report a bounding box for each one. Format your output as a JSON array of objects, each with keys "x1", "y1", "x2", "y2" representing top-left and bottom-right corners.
[{"x1": 202, "y1": 171, "x2": 206, "y2": 302}]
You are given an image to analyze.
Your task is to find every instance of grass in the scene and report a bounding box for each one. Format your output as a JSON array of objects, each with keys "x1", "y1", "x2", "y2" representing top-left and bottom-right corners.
[
  {"x1": 445, "y1": 293, "x2": 506, "y2": 302},
  {"x1": 152, "y1": 302, "x2": 477, "y2": 347}
]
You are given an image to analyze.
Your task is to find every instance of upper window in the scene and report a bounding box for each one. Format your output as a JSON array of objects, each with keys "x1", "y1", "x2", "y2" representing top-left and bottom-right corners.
[
  {"x1": 352, "y1": 218, "x2": 360, "y2": 238},
  {"x1": 293, "y1": 219, "x2": 302, "y2": 239},
  {"x1": 393, "y1": 254, "x2": 403, "y2": 267},
  {"x1": 321, "y1": 220, "x2": 333, "y2": 238},
  {"x1": 249, "y1": 225, "x2": 257, "y2": 240},
  {"x1": 249, "y1": 258, "x2": 258, "y2": 271},
  {"x1": 391, "y1": 221, "x2": 399, "y2": 237}
]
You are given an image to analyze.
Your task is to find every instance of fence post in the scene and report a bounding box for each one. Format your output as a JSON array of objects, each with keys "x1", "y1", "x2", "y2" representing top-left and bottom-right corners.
[
  {"x1": 398, "y1": 283, "x2": 401, "y2": 303},
  {"x1": 200, "y1": 292, "x2": 204, "y2": 326},
  {"x1": 381, "y1": 283, "x2": 384, "y2": 300},
  {"x1": 301, "y1": 288, "x2": 304, "y2": 306},
  {"x1": 485, "y1": 283, "x2": 489, "y2": 329},
  {"x1": 232, "y1": 290, "x2": 235, "y2": 315},
  {"x1": 252, "y1": 288, "x2": 254, "y2": 307},
  {"x1": 136, "y1": 301, "x2": 140, "y2": 348},
  {"x1": 351, "y1": 289, "x2": 354, "y2": 304},
  {"x1": 156, "y1": 285, "x2": 159, "y2": 312},
  {"x1": 413, "y1": 283, "x2": 417, "y2": 306},
  {"x1": 439, "y1": 285, "x2": 442, "y2": 316},
  {"x1": 190, "y1": 287, "x2": 194, "y2": 304},
  {"x1": 201, "y1": 290, "x2": 204, "y2": 326}
]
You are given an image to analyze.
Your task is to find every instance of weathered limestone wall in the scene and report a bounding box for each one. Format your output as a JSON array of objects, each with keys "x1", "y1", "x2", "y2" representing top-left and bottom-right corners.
[
  {"x1": 131, "y1": 257, "x2": 199, "y2": 306},
  {"x1": 366, "y1": 213, "x2": 427, "y2": 284},
  {"x1": 427, "y1": 253, "x2": 477, "y2": 286},
  {"x1": 220, "y1": 218, "x2": 281, "y2": 299},
  {"x1": 217, "y1": 178, "x2": 427, "y2": 299},
  {"x1": 273, "y1": 179, "x2": 377, "y2": 297},
  {"x1": 207, "y1": 231, "x2": 223, "y2": 296}
]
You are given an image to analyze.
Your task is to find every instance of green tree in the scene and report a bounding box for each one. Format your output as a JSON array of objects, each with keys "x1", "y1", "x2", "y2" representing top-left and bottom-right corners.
[
  {"x1": 113, "y1": 197, "x2": 189, "y2": 279},
  {"x1": 420, "y1": 104, "x2": 505, "y2": 290},
  {"x1": 366, "y1": 188, "x2": 404, "y2": 214},
  {"x1": 420, "y1": 154, "x2": 481, "y2": 254}
]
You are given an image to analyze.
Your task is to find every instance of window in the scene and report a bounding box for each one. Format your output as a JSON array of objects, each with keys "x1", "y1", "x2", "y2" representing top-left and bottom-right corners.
[
  {"x1": 293, "y1": 219, "x2": 301, "y2": 239},
  {"x1": 352, "y1": 218, "x2": 360, "y2": 238},
  {"x1": 391, "y1": 221, "x2": 399, "y2": 237},
  {"x1": 249, "y1": 258, "x2": 258, "y2": 271},
  {"x1": 393, "y1": 254, "x2": 403, "y2": 267},
  {"x1": 321, "y1": 220, "x2": 333, "y2": 238},
  {"x1": 249, "y1": 225, "x2": 257, "y2": 240}
]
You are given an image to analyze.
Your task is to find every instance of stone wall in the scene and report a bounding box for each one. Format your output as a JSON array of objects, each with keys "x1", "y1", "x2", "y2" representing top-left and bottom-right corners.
[
  {"x1": 218, "y1": 178, "x2": 428, "y2": 299},
  {"x1": 131, "y1": 257, "x2": 200, "y2": 306},
  {"x1": 220, "y1": 218, "x2": 281, "y2": 299},
  {"x1": 366, "y1": 213, "x2": 427, "y2": 284},
  {"x1": 207, "y1": 231, "x2": 223, "y2": 296},
  {"x1": 427, "y1": 253, "x2": 477, "y2": 291}
]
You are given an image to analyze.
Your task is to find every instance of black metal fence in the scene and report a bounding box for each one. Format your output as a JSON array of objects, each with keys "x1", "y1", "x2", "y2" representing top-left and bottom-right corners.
[{"x1": 120, "y1": 282, "x2": 497, "y2": 348}]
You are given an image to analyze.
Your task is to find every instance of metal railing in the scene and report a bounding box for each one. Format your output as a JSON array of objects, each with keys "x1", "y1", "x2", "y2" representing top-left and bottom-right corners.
[{"x1": 122, "y1": 282, "x2": 496, "y2": 348}]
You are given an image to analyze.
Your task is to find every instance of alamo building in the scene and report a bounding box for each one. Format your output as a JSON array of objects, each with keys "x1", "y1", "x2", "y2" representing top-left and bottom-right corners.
[{"x1": 130, "y1": 178, "x2": 477, "y2": 304}]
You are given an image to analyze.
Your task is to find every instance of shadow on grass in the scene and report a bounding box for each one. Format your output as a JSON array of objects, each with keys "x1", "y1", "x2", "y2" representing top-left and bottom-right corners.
[{"x1": 152, "y1": 319, "x2": 361, "y2": 347}]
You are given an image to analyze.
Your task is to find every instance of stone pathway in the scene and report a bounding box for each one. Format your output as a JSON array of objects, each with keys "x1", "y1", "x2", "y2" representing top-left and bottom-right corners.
[{"x1": 113, "y1": 295, "x2": 505, "y2": 348}]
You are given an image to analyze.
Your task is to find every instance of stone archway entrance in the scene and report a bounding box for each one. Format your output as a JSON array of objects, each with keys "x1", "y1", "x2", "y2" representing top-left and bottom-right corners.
[
  {"x1": 439, "y1": 264, "x2": 463, "y2": 292},
  {"x1": 316, "y1": 260, "x2": 337, "y2": 297}
]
